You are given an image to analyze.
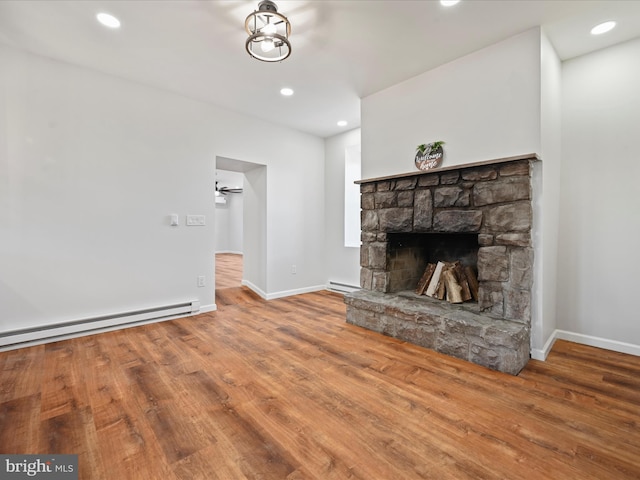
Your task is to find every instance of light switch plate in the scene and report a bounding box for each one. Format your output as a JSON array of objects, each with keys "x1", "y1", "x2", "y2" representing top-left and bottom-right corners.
[{"x1": 186, "y1": 215, "x2": 206, "y2": 226}]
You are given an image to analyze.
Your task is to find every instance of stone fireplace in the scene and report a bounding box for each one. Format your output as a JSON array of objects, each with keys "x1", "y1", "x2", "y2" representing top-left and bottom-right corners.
[{"x1": 344, "y1": 154, "x2": 539, "y2": 374}]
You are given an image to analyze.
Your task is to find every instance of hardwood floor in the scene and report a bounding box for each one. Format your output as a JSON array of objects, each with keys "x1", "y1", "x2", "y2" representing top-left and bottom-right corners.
[
  {"x1": 1, "y1": 289, "x2": 639, "y2": 479},
  {"x1": 215, "y1": 253, "x2": 261, "y2": 307},
  {"x1": 215, "y1": 253, "x2": 243, "y2": 289}
]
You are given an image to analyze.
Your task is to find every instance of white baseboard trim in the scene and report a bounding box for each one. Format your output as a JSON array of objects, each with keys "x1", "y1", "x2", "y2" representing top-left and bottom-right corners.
[
  {"x1": 242, "y1": 279, "x2": 267, "y2": 299},
  {"x1": 265, "y1": 285, "x2": 326, "y2": 300},
  {"x1": 531, "y1": 331, "x2": 558, "y2": 361},
  {"x1": 241, "y1": 280, "x2": 326, "y2": 300},
  {"x1": 200, "y1": 303, "x2": 217, "y2": 314},
  {"x1": 554, "y1": 329, "x2": 640, "y2": 357},
  {"x1": 532, "y1": 328, "x2": 640, "y2": 360}
]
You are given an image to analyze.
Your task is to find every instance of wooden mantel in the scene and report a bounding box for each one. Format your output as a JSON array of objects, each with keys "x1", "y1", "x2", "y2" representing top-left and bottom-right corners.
[{"x1": 356, "y1": 153, "x2": 540, "y2": 185}]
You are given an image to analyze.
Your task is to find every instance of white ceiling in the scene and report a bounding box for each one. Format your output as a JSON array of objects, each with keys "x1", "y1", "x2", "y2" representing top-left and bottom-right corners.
[{"x1": 1, "y1": 0, "x2": 640, "y2": 138}]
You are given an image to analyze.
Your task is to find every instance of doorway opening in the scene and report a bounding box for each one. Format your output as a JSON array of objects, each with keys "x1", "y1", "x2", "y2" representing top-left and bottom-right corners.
[{"x1": 214, "y1": 156, "x2": 267, "y2": 306}]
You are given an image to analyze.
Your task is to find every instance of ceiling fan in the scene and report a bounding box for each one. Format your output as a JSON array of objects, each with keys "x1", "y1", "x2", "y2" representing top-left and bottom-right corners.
[{"x1": 215, "y1": 182, "x2": 243, "y2": 195}]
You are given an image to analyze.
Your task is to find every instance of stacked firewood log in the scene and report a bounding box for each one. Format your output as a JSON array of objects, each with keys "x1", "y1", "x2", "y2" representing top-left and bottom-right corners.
[{"x1": 415, "y1": 261, "x2": 478, "y2": 304}]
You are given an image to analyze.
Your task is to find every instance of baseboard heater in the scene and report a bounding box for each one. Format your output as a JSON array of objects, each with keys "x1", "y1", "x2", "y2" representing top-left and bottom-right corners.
[
  {"x1": 0, "y1": 300, "x2": 200, "y2": 350},
  {"x1": 327, "y1": 281, "x2": 360, "y2": 294}
]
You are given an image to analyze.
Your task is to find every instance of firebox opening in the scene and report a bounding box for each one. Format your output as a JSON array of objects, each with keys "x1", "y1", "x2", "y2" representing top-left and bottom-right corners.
[{"x1": 387, "y1": 233, "x2": 478, "y2": 293}]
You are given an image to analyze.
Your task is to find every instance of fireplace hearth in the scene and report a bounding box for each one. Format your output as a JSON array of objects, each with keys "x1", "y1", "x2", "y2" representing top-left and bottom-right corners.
[{"x1": 345, "y1": 154, "x2": 540, "y2": 374}]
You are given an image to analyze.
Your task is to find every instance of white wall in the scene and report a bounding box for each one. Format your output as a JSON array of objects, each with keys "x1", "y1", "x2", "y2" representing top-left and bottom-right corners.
[
  {"x1": 261, "y1": 140, "x2": 326, "y2": 298},
  {"x1": 359, "y1": 28, "x2": 640, "y2": 358},
  {"x1": 558, "y1": 37, "x2": 640, "y2": 352},
  {"x1": 0, "y1": 44, "x2": 325, "y2": 335},
  {"x1": 228, "y1": 193, "x2": 243, "y2": 254},
  {"x1": 242, "y1": 165, "x2": 267, "y2": 295},
  {"x1": 324, "y1": 128, "x2": 361, "y2": 289},
  {"x1": 360, "y1": 29, "x2": 550, "y2": 354},
  {"x1": 532, "y1": 31, "x2": 562, "y2": 358},
  {"x1": 214, "y1": 199, "x2": 231, "y2": 253},
  {"x1": 214, "y1": 170, "x2": 244, "y2": 254},
  {"x1": 213, "y1": 128, "x2": 326, "y2": 299},
  {"x1": 361, "y1": 29, "x2": 542, "y2": 179}
]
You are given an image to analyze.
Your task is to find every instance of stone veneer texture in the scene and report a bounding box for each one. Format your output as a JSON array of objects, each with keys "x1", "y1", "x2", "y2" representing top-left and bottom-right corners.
[{"x1": 346, "y1": 155, "x2": 539, "y2": 374}]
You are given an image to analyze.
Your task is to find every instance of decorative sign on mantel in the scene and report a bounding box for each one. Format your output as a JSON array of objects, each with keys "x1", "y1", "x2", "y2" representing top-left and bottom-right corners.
[{"x1": 415, "y1": 141, "x2": 445, "y2": 171}]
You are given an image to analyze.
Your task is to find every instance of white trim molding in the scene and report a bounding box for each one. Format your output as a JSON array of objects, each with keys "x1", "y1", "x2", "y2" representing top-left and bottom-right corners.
[
  {"x1": 532, "y1": 329, "x2": 640, "y2": 360},
  {"x1": 200, "y1": 304, "x2": 217, "y2": 314},
  {"x1": 531, "y1": 331, "x2": 558, "y2": 361},
  {"x1": 241, "y1": 279, "x2": 268, "y2": 299},
  {"x1": 555, "y1": 330, "x2": 640, "y2": 357},
  {"x1": 241, "y1": 280, "x2": 326, "y2": 300},
  {"x1": 265, "y1": 285, "x2": 326, "y2": 300}
]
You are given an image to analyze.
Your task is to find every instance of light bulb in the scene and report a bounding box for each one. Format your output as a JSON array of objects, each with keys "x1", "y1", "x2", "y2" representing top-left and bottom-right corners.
[
  {"x1": 261, "y1": 38, "x2": 275, "y2": 52},
  {"x1": 262, "y1": 22, "x2": 277, "y2": 35}
]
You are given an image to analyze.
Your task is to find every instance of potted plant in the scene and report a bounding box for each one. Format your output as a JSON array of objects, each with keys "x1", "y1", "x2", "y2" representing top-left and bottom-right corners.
[{"x1": 415, "y1": 141, "x2": 445, "y2": 170}]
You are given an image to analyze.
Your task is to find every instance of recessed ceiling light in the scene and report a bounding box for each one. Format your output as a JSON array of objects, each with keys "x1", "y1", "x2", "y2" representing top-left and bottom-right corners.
[
  {"x1": 440, "y1": 0, "x2": 460, "y2": 6},
  {"x1": 337, "y1": 120, "x2": 348, "y2": 127},
  {"x1": 96, "y1": 12, "x2": 121, "y2": 29},
  {"x1": 590, "y1": 21, "x2": 616, "y2": 35},
  {"x1": 280, "y1": 87, "x2": 294, "y2": 96}
]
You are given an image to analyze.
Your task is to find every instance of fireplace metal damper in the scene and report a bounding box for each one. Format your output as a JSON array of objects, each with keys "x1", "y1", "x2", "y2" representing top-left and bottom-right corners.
[{"x1": 344, "y1": 154, "x2": 540, "y2": 375}]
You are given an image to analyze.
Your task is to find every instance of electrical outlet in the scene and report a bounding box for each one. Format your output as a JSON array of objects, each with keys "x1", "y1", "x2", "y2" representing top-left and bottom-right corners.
[
  {"x1": 291, "y1": 264, "x2": 297, "y2": 275},
  {"x1": 197, "y1": 276, "x2": 206, "y2": 287}
]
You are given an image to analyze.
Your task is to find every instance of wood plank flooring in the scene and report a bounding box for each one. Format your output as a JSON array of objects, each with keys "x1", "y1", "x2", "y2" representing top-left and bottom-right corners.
[
  {"x1": 215, "y1": 253, "x2": 243, "y2": 289},
  {"x1": 1, "y1": 288, "x2": 639, "y2": 479},
  {"x1": 215, "y1": 253, "x2": 262, "y2": 307}
]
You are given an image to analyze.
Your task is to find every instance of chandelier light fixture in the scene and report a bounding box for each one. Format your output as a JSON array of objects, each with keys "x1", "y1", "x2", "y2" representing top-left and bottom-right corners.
[{"x1": 245, "y1": 0, "x2": 291, "y2": 62}]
